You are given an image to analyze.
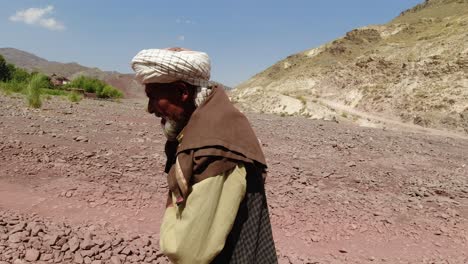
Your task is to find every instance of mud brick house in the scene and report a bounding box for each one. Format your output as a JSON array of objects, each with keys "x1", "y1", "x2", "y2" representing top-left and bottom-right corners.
[{"x1": 50, "y1": 73, "x2": 70, "y2": 86}]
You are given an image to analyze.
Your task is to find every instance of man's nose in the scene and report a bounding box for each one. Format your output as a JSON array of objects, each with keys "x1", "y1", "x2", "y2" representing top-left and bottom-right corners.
[{"x1": 147, "y1": 101, "x2": 161, "y2": 117}]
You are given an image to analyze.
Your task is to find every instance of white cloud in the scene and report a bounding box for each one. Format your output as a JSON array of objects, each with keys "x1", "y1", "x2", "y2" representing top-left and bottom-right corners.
[
  {"x1": 9, "y1": 5, "x2": 65, "y2": 31},
  {"x1": 177, "y1": 35, "x2": 185, "y2": 41},
  {"x1": 176, "y1": 18, "x2": 194, "y2": 24}
]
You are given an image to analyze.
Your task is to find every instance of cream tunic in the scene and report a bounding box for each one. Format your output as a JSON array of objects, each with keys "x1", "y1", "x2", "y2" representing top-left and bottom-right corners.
[{"x1": 160, "y1": 164, "x2": 247, "y2": 264}]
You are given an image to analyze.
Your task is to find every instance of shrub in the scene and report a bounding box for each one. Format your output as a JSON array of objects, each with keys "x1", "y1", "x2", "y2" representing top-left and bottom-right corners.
[
  {"x1": 66, "y1": 76, "x2": 103, "y2": 93},
  {"x1": 0, "y1": 56, "x2": 33, "y2": 83},
  {"x1": 68, "y1": 92, "x2": 82, "y2": 102},
  {"x1": 27, "y1": 74, "x2": 49, "y2": 108},
  {"x1": 41, "y1": 88, "x2": 68, "y2": 96},
  {"x1": 0, "y1": 55, "x2": 11, "y2": 82},
  {"x1": 0, "y1": 81, "x2": 27, "y2": 94},
  {"x1": 99, "y1": 85, "x2": 123, "y2": 99},
  {"x1": 66, "y1": 76, "x2": 123, "y2": 99},
  {"x1": 11, "y1": 67, "x2": 32, "y2": 83}
]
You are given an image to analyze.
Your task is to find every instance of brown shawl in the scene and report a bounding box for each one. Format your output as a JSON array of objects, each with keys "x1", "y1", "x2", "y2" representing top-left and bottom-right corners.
[{"x1": 164, "y1": 85, "x2": 267, "y2": 203}]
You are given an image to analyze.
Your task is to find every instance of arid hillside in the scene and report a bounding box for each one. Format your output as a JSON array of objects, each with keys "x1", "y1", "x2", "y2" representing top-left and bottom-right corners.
[
  {"x1": 0, "y1": 48, "x2": 144, "y2": 99},
  {"x1": 232, "y1": 0, "x2": 468, "y2": 135}
]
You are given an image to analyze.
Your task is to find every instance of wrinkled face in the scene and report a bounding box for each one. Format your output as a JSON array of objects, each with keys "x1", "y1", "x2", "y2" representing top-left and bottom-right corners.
[
  {"x1": 145, "y1": 81, "x2": 195, "y2": 140},
  {"x1": 145, "y1": 82, "x2": 185, "y2": 122}
]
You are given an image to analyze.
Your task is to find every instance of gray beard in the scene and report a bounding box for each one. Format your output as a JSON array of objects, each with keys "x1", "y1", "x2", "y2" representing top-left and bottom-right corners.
[{"x1": 161, "y1": 118, "x2": 187, "y2": 141}]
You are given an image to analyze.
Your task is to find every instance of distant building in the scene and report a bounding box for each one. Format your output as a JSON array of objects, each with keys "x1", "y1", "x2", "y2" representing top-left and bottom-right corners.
[{"x1": 50, "y1": 73, "x2": 70, "y2": 86}]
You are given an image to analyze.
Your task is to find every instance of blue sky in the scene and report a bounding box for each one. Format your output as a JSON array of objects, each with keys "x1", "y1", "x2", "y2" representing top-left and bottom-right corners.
[{"x1": 0, "y1": 0, "x2": 422, "y2": 87}]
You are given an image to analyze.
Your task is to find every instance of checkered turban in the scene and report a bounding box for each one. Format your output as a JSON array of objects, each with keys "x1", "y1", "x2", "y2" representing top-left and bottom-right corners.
[{"x1": 131, "y1": 49, "x2": 211, "y2": 87}]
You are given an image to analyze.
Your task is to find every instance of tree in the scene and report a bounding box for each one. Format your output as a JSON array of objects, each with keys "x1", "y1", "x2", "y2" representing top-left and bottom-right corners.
[
  {"x1": 0, "y1": 55, "x2": 12, "y2": 82},
  {"x1": 10, "y1": 65, "x2": 31, "y2": 83}
]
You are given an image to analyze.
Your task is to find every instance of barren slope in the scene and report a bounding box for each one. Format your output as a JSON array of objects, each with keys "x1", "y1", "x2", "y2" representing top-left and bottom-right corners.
[{"x1": 232, "y1": 0, "x2": 468, "y2": 135}]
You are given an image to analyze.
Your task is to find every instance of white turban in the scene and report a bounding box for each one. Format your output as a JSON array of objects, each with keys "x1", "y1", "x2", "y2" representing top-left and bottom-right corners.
[{"x1": 131, "y1": 49, "x2": 211, "y2": 87}]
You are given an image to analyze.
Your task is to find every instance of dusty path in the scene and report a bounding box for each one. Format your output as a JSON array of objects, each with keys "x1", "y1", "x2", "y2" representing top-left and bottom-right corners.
[
  {"x1": 1, "y1": 95, "x2": 468, "y2": 263},
  {"x1": 314, "y1": 97, "x2": 468, "y2": 140}
]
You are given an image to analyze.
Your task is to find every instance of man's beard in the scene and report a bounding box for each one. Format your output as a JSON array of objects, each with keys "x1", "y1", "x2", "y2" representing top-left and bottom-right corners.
[{"x1": 161, "y1": 117, "x2": 187, "y2": 141}]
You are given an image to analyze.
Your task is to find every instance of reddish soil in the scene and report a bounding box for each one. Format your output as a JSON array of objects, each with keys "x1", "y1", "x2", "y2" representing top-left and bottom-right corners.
[{"x1": 0, "y1": 95, "x2": 467, "y2": 264}]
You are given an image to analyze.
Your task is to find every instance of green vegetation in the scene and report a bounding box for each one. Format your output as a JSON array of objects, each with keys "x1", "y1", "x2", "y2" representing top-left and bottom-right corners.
[
  {"x1": 0, "y1": 81, "x2": 27, "y2": 94},
  {"x1": 27, "y1": 74, "x2": 48, "y2": 108},
  {"x1": 0, "y1": 55, "x2": 36, "y2": 84},
  {"x1": 65, "y1": 76, "x2": 123, "y2": 99},
  {"x1": 0, "y1": 55, "x2": 34, "y2": 96},
  {"x1": 68, "y1": 92, "x2": 82, "y2": 102},
  {"x1": 0, "y1": 55, "x2": 11, "y2": 82},
  {"x1": 42, "y1": 88, "x2": 68, "y2": 96},
  {"x1": 1, "y1": 55, "x2": 123, "y2": 108},
  {"x1": 1, "y1": 55, "x2": 42, "y2": 99}
]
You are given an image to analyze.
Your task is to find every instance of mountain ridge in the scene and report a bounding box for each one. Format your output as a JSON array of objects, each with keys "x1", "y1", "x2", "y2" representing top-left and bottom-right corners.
[{"x1": 232, "y1": 0, "x2": 468, "y2": 134}]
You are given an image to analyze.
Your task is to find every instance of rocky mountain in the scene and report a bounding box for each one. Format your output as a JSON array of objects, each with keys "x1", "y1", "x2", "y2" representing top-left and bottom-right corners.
[
  {"x1": 232, "y1": 0, "x2": 468, "y2": 134},
  {"x1": 0, "y1": 48, "x2": 144, "y2": 99}
]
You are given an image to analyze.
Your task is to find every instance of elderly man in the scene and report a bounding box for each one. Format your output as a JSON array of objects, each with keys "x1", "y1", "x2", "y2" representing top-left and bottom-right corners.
[{"x1": 131, "y1": 48, "x2": 277, "y2": 264}]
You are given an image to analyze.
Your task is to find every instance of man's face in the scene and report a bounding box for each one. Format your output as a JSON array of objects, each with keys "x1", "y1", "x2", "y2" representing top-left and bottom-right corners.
[{"x1": 145, "y1": 82, "x2": 194, "y2": 140}]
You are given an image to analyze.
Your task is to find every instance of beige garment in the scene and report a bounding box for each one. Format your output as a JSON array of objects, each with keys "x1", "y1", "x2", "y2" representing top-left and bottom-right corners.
[{"x1": 160, "y1": 164, "x2": 247, "y2": 264}]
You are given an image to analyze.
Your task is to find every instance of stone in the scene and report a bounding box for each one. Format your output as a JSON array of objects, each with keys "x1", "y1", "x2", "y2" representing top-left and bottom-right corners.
[
  {"x1": 25, "y1": 249, "x2": 40, "y2": 261},
  {"x1": 99, "y1": 242, "x2": 111, "y2": 252},
  {"x1": 76, "y1": 136, "x2": 89, "y2": 142},
  {"x1": 83, "y1": 152, "x2": 95, "y2": 158},
  {"x1": 81, "y1": 249, "x2": 94, "y2": 257},
  {"x1": 100, "y1": 251, "x2": 111, "y2": 260},
  {"x1": 137, "y1": 236, "x2": 151, "y2": 247},
  {"x1": 44, "y1": 234, "x2": 59, "y2": 246},
  {"x1": 56, "y1": 236, "x2": 68, "y2": 247},
  {"x1": 61, "y1": 243, "x2": 70, "y2": 252},
  {"x1": 8, "y1": 232, "x2": 23, "y2": 243},
  {"x1": 9, "y1": 222, "x2": 26, "y2": 235},
  {"x1": 74, "y1": 252, "x2": 84, "y2": 264},
  {"x1": 120, "y1": 247, "x2": 131, "y2": 256},
  {"x1": 80, "y1": 238, "x2": 95, "y2": 250},
  {"x1": 31, "y1": 225, "x2": 44, "y2": 236},
  {"x1": 40, "y1": 253, "x2": 53, "y2": 261},
  {"x1": 110, "y1": 256, "x2": 121, "y2": 264},
  {"x1": 63, "y1": 251, "x2": 73, "y2": 261},
  {"x1": 84, "y1": 257, "x2": 92, "y2": 264},
  {"x1": 69, "y1": 237, "x2": 81, "y2": 252},
  {"x1": 65, "y1": 190, "x2": 74, "y2": 198},
  {"x1": 53, "y1": 251, "x2": 63, "y2": 263}
]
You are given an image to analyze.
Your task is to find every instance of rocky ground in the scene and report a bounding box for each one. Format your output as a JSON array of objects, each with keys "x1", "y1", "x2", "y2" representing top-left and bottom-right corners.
[{"x1": 0, "y1": 95, "x2": 467, "y2": 263}]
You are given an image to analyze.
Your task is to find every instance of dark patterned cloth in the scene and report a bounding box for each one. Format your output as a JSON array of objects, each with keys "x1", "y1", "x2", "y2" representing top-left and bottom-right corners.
[{"x1": 211, "y1": 165, "x2": 278, "y2": 264}]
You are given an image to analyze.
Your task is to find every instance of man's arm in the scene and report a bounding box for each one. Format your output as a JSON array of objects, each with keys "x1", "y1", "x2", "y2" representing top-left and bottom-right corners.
[{"x1": 160, "y1": 163, "x2": 247, "y2": 264}]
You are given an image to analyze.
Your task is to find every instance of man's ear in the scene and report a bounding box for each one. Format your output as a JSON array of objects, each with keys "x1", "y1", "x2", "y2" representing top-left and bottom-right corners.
[{"x1": 177, "y1": 82, "x2": 190, "y2": 102}]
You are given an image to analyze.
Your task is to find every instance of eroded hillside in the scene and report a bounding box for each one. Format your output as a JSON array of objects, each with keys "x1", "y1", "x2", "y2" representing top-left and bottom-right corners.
[{"x1": 233, "y1": 0, "x2": 468, "y2": 134}]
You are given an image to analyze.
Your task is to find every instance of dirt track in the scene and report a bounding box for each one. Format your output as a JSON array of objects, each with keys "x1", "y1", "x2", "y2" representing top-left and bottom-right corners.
[{"x1": 1, "y1": 95, "x2": 467, "y2": 264}]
